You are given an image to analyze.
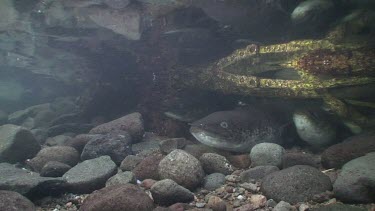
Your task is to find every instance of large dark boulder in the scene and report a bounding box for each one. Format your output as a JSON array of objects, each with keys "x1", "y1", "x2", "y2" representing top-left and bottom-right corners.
[
  {"x1": 0, "y1": 124, "x2": 40, "y2": 163},
  {"x1": 62, "y1": 156, "x2": 117, "y2": 193},
  {"x1": 132, "y1": 154, "x2": 164, "y2": 180},
  {"x1": 0, "y1": 163, "x2": 65, "y2": 197},
  {"x1": 333, "y1": 152, "x2": 375, "y2": 203},
  {"x1": 261, "y1": 165, "x2": 332, "y2": 204},
  {"x1": 81, "y1": 130, "x2": 133, "y2": 165},
  {"x1": 321, "y1": 134, "x2": 375, "y2": 169},
  {"x1": 0, "y1": 190, "x2": 36, "y2": 211},
  {"x1": 89, "y1": 112, "x2": 144, "y2": 141}
]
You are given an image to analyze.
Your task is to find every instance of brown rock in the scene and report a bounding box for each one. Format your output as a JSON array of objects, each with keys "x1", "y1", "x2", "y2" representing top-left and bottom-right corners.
[
  {"x1": 234, "y1": 203, "x2": 256, "y2": 211},
  {"x1": 249, "y1": 194, "x2": 267, "y2": 209},
  {"x1": 140, "y1": 179, "x2": 157, "y2": 189},
  {"x1": 80, "y1": 184, "x2": 154, "y2": 211},
  {"x1": 282, "y1": 152, "x2": 320, "y2": 169},
  {"x1": 227, "y1": 154, "x2": 251, "y2": 169},
  {"x1": 207, "y1": 196, "x2": 227, "y2": 211},
  {"x1": 40, "y1": 161, "x2": 71, "y2": 177},
  {"x1": 133, "y1": 154, "x2": 164, "y2": 180},
  {"x1": 169, "y1": 203, "x2": 190, "y2": 211},
  {"x1": 27, "y1": 146, "x2": 80, "y2": 172},
  {"x1": 0, "y1": 190, "x2": 36, "y2": 211},
  {"x1": 65, "y1": 134, "x2": 101, "y2": 152},
  {"x1": 321, "y1": 134, "x2": 375, "y2": 169}
]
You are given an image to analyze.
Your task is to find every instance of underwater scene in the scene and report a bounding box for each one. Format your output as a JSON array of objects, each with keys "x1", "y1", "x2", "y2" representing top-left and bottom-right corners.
[{"x1": 0, "y1": 0, "x2": 375, "y2": 210}]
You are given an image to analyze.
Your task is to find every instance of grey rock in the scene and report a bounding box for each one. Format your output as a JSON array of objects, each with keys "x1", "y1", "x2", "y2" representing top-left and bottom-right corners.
[
  {"x1": 27, "y1": 146, "x2": 80, "y2": 172},
  {"x1": 81, "y1": 130, "x2": 133, "y2": 165},
  {"x1": 62, "y1": 156, "x2": 117, "y2": 193},
  {"x1": 31, "y1": 128, "x2": 49, "y2": 145},
  {"x1": 132, "y1": 140, "x2": 160, "y2": 154},
  {"x1": 0, "y1": 124, "x2": 40, "y2": 163},
  {"x1": 159, "y1": 138, "x2": 187, "y2": 155},
  {"x1": 333, "y1": 152, "x2": 375, "y2": 203},
  {"x1": 49, "y1": 113, "x2": 83, "y2": 126},
  {"x1": 239, "y1": 182, "x2": 258, "y2": 192},
  {"x1": 45, "y1": 135, "x2": 72, "y2": 146},
  {"x1": 159, "y1": 138, "x2": 178, "y2": 154},
  {"x1": 103, "y1": 0, "x2": 131, "y2": 9},
  {"x1": 0, "y1": 190, "x2": 36, "y2": 211},
  {"x1": 250, "y1": 143, "x2": 285, "y2": 168},
  {"x1": 8, "y1": 103, "x2": 50, "y2": 125},
  {"x1": 159, "y1": 149, "x2": 205, "y2": 190},
  {"x1": 196, "y1": 202, "x2": 206, "y2": 208},
  {"x1": 0, "y1": 109, "x2": 7, "y2": 124},
  {"x1": 20, "y1": 117, "x2": 35, "y2": 129},
  {"x1": 47, "y1": 123, "x2": 93, "y2": 137},
  {"x1": 150, "y1": 179, "x2": 194, "y2": 206},
  {"x1": 0, "y1": 163, "x2": 65, "y2": 197},
  {"x1": 273, "y1": 201, "x2": 295, "y2": 211},
  {"x1": 226, "y1": 174, "x2": 239, "y2": 183},
  {"x1": 106, "y1": 171, "x2": 136, "y2": 186},
  {"x1": 32, "y1": 109, "x2": 56, "y2": 128},
  {"x1": 240, "y1": 166, "x2": 279, "y2": 182},
  {"x1": 40, "y1": 161, "x2": 71, "y2": 177},
  {"x1": 199, "y1": 153, "x2": 234, "y2": 175},
  {"x1": 261, "y1": 165, "x2": 332, "y2": 204},
  {"x1": 203, "y1": 173, "x2": 226, "y2": 191},
  {"x1": 120, "y1": 155, "x2": 143, "y2": 171},
  {"x1": 85, "y1": 6, "x2": 143, "y2": 40},
  {"x1": 89, "y1": 112, "x2": 144, "y2": 141},
  {"x1": 50, "y1": 97, "x2": 79, "y2": 115},
  {"x1": 80, "y1": 184, "x2": 154, "y2": 211},
  {"x1": 266, "y1": 199, "x2": 278, "y2": 208}
]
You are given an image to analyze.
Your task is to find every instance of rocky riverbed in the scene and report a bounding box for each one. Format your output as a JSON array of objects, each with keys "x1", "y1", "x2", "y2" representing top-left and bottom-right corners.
[{"x1": 0, "y1": 102, "x2": 374, "y2": 211}]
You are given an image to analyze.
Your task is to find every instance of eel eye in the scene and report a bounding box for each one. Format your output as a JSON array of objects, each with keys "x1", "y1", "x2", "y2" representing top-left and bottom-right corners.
[{"x1": 220, "y1": 121, "x2": 228, "y2": 128}]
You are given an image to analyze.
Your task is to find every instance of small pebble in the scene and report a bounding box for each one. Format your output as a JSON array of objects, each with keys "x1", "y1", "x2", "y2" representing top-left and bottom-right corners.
[
  {"x1": 225, "y1": 186, "x2": 234, "y2": 193},
  {"x1": 240, "y1": 182, "x2": 258, "y2": 192},
  {"x1": 196, "y1": 202, "x2": 206, "y2": 208},
  {"x1": 299, "y1": 203, "x2": 309, "y2": 211},
  {"x1": 207, "y1": 196, "x2": 227, "y2": 211},
  {"x1": 223, "y1": 193, "x2": 231, "y2": 199},
  {"x1": 250, "y1": 194, "x2": 267, "y2": 208},
  {"x1": 233, "y1": 200, "x2": 241, "y2": 208},
  {"x1": 226, "y1": 175, "x2": 239, "y2": 182},
  {"x1": 266, "y1": 199, "x2": 277, "y2": 208},
  {"x1": 65, "y1": 202, "x2": 73, "y2": 207},
  {"x1": 238, "y1": 187, "x2": 245, "y2": 194},
  {"x1": 237, "y1": 195, "x2": 245, "y2": 201}
]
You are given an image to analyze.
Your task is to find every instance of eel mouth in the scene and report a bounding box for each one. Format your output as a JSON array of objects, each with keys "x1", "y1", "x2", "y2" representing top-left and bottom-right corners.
[{"x1": 189, "y1": 126, "x2": 246, "y2": 152}]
